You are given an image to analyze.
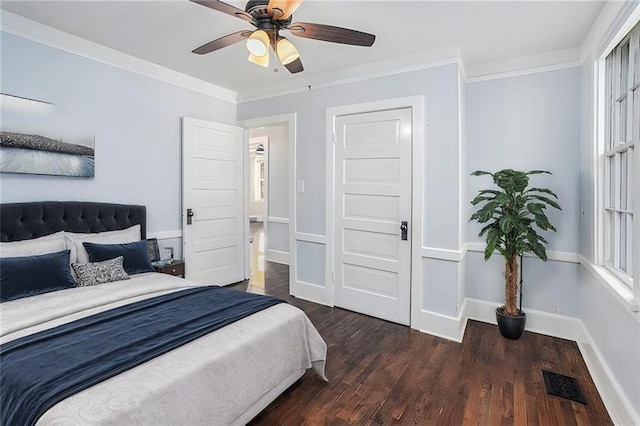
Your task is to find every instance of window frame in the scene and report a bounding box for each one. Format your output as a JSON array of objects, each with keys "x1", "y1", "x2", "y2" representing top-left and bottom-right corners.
[
  {"x1": 600, "y1": 21, "x2": 639, "y2": 291},
  {"x1": 255, "y1": 157, "x2": 265, "y2": 201}
]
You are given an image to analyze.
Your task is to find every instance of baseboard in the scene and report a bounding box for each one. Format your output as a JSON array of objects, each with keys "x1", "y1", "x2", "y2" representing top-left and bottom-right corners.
[
  {"x1": 463, "y1": 298, "x2": 584, "y2": 341},
  {"x1": 417, "y1": 297, "x2": 582, "y2": 342},
  {"x1": 577, "y1": 323, "x2": 640, "y2": 426},
  {"x1": 291, "y1": 280, "x2": 332, "y2": 306},
  {"x1": 417, "y1": 299, "x2": 469, "y2": 343},
  {"x1": 266, "y1": 249, "x2": 289, "y2": 265}
]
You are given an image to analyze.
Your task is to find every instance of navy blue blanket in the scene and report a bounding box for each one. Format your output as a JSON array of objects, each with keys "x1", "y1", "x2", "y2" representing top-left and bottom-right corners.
[{"x1": 0, "y1": 286, "x2": 285, "y2": 426}]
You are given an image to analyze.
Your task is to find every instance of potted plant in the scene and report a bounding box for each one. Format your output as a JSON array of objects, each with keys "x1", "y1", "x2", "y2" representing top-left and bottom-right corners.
[{"x1": 470, "y1": 169, "x2": 561, "y2": 339}]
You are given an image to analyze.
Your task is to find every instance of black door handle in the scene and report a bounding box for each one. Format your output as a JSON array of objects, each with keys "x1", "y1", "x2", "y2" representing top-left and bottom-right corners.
[
  {"x1": 187, "y1": 208, "x2": 194, "y2": 225},
  {"x1": 400, "y1": 221, "x2": 408, "y2": 240}
]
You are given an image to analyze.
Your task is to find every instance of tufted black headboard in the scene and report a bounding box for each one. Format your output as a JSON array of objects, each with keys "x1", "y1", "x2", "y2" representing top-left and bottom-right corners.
[{"x1": 0, "y1": 202, "x2": 146, "y2": 242}]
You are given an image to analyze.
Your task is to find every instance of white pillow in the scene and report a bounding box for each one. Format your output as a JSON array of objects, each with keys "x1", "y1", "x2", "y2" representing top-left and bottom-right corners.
[
  {"x1": 65, "y1": 225, "x2": 141, "y2": 264},
  {"x1": 0, "y1": 232, "x2": 67, "y2": 258}
]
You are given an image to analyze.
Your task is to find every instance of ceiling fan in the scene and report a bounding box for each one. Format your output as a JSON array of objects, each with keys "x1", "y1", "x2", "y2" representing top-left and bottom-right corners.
[{"x1": 190, "y1": 0, "x2": 376, "y2": 73}]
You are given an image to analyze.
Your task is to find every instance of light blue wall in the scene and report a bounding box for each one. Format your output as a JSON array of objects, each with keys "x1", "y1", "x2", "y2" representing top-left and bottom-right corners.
[
  {"x1": 0, "y1": 32, "x2": 236, "y2": 236},
  {"x1": 238, "y1": 63, "x2": 462, "y2": 248},
  {"x1": 466, "y1": 67, "x2": 582, "y2": 252},
  {"x1": 465, "y1": 67, "x2": 582, "y2": 317},
  {"x1": 238, "y1": 63, "x2": 464, "y2": 317},
  {"x1": 580, "y1": 267, "x2": 640, "y2": 416}
]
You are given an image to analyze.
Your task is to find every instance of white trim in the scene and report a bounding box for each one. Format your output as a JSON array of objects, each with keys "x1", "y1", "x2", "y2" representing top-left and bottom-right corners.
[
  {"x1": 267, "y1": 216, "x2": 289, "y2": 224},
  {"x1": 326, "y1": 95, "x2": 424, "y2": 328},
  {"x1": 0, "y1": 10, "x2": 237, "y2": 104},
  {"x1": 465, "y1": 242, "x2": 580, "y2": 264},
  {"x1": 458, "y1": 57, "x2": 469, "y2": 82},
  {"x1": 466, "y1": 61, "x2": 581, "y2": 83},
  {"x1": 466, "y1": 47, "x2": 581, "y2": 82},
  {"x1": 295, "y1": 233, "x2": 326, "y2": 245},
  {"x1": 237, "y1": 113, "x2": 297, "y2": 301},
  {"x1": 421, "y1": 246, "x2": 465, "y2": 262},
  {"x1": 266, "y1": 249, "x2": 289, "y2": 265},
  {"x1": 464, "y1": 298, "x2": 584, "y2": 342},
  {"x1": 238, "y1": 47, "x2": 459, "y2": 103},
  {"x1": 292, "y1": 280, "x2": 332, "y2": 306},
  {"x1": 580, "y1": 255, "x2": 640, "y2": 315},
  {"x1": 147, "y1": 230, "x2": 182, "y2": 240},
  {"x1": 577, "y1": 323, "x2": 640, "y2": 426},
  {"x1": 244, "y1": 128, "x2": 251, "y2": 280},
  {"x1": 580, "y1": 2, "x2": 630, "y2": 63},
  {"x1": 592, "y1": 2, "x2": 640, "y2": 61},
  {"x1": 418, "y1": 306, "x2": 469, "y2": 343},
  {"x1": 239, "y1": 57, "x2": 457, "y2": 103}
]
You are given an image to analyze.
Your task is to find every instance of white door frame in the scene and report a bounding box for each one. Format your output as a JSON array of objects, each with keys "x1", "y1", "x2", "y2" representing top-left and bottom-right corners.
[
  {"x1": 326, "y1": 96, "x2": 424, "y2": 328},
  {"x1": 237, "y1": 113, "x2": 296, "y2": 290}
]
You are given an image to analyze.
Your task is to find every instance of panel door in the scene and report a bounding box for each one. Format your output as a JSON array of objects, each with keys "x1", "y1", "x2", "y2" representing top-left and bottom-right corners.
[
  {"x1": 334, "y1": 108, "x2": 412, "y2": 325},
  {"x1": 182, "y1": 117, "x2": 246, "y2": 285}
]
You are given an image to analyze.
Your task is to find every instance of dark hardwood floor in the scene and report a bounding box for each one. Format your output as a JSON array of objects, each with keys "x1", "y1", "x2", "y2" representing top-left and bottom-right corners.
[{"x1": 232, "y1": 262, "x2": 612, "y2": 425}]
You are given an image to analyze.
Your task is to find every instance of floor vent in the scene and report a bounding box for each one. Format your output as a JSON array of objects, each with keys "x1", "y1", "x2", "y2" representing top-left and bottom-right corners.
[{"x1": 542, "y1": 370, "x2": 587, "y2": 405}]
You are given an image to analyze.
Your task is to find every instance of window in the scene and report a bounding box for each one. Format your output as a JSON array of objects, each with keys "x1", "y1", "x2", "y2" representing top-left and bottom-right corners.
[
  {"x1": 603, "y1": 21, "x2": 639, "y2": 288},
  {"x1": 255, "y1": 158, "x2": 265, "y2": 201}
]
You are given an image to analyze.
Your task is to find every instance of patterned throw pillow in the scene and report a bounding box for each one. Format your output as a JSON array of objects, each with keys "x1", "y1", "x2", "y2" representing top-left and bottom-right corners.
[{"x1": 72, "y1": 256, "x2": 130, "y2": 287}]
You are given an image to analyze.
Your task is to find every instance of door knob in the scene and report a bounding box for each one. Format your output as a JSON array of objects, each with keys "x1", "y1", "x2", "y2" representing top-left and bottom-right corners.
[
  {"x1": 187, "y1": 208, "x2": 194, "y2": 225},
  {"x1": 400, "y1": 221, "x2": 408, "y2": 240}
]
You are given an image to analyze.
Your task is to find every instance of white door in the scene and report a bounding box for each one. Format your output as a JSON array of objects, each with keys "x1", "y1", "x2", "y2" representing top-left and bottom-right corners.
[
  {"x1": 182, "y1": 117, "x2": 246, "y2": 285},
  {"x1": 333, "y1": 108, "x2": 412, "y2": 325}
]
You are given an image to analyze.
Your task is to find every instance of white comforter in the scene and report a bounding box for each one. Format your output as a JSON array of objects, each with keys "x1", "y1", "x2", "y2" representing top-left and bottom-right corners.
[{"x1": 0, "y1": 273, "x2": 327, "y2": 425}]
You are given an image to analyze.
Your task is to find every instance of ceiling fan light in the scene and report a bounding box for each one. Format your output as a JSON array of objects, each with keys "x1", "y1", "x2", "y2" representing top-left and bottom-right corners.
[
  {"x1": 246, "y1": 30, "x2": 269, "y2": 57},
  {"x1": 270, "y1": 0, "x2": 304, "y2": 20},
  {"x1": 276, "y1": 37, "x2": 299, "y2": 65},
  {"x1": 248, "y1": 52, "x2": 269, "y2": 67}
]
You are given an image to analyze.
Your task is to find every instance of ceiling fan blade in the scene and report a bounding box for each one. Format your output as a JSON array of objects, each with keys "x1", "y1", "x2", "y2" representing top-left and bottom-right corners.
[
  {"x1": 190, "y1": 0, "x2": 255, "y2": 24},
  {"x1": 192, "y1": 31, "x2": 252, "y2": 55},
  {"x1": 267, "y1": 0, "x2": 303, "y2": 21},
  {"x1": 284, "y1": 57, "x2": 304, "y2": 74},
  {"x1": 287, "y1": 22, "x2": 375, "y2": 47}
]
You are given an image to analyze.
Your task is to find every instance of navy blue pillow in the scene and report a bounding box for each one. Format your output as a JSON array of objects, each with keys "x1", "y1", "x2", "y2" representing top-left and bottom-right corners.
[
  {"x1": 83, "y1": 241, "x2": 154, "y2": 275},
  {"x1": 1, "y1": 250, "x2": 76, "y2": 302}
]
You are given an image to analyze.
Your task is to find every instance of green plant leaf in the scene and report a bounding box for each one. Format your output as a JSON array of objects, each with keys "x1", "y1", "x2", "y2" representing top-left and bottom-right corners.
[
  {"x1": 528, "y1": 187, "x2": 559, "y2": 198},
  {"x1": 470, "y1": 195, "x2": 496, "y2": 205},
  {"x1": 499, "y1": 215, "x2": 517, "y2": 234},
  {"x1": 527, "y1": 195, "x2": 562, "y2": 210},
  {"x1": 470, "y1": 168, "x2": 560, "y2": 264},
  {"x1": 478, "y1": 222, "x2": 498, "y2": 237}
]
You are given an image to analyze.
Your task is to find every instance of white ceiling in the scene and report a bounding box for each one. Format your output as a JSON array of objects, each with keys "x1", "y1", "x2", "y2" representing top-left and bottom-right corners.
[{"x1": 1, "y1": 1, "x2": 604, "y2": 99}]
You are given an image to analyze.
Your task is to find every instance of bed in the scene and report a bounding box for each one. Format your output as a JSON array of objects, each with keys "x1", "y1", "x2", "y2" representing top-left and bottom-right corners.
[{"x1": 0, "y1": 201, "x2": 327, "y2": 426}]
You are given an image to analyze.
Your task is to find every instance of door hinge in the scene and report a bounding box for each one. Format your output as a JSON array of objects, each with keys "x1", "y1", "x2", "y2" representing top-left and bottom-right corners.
[{"x1": 332, "y1": 133, "x2": 336, "y2": 144}]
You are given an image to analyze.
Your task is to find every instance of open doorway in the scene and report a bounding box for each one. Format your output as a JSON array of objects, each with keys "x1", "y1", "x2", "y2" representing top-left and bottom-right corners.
[
  {"x1": 245, "y1": 124, "x2": 291, "y2": 294},
  {"x1": 247, "y1": 135, "x2": 266, "y2": 293}
]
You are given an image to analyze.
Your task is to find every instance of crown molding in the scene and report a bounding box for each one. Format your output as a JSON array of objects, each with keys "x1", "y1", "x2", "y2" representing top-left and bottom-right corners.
[
  {"x1": 0, "y1": 10, "x2": 238, "y2": 104},
  {"x1": 237, "y1": 45, "x2": 461, "y2": 103},
  {"x1": 580, "y1": 1, "x2": 640, "y2": 63},
  {"x1": 465, "y1": 47, "x2": 581, "y2": 82}
]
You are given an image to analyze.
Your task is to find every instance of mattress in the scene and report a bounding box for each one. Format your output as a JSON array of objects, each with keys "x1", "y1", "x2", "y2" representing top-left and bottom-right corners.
[{"x1": 0, "y1": 273, "x2": 327, "y2": 425}]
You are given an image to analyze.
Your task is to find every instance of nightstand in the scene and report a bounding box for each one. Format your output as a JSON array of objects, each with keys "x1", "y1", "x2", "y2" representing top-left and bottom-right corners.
[{"x1": 154, "y1": 260, "x2": 185, "y2": 278}]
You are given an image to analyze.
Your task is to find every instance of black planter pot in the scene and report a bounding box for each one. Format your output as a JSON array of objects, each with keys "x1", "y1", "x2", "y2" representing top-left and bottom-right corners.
[{"x1": 496, "y1": 307, "x2": 526, "y2": 340}]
